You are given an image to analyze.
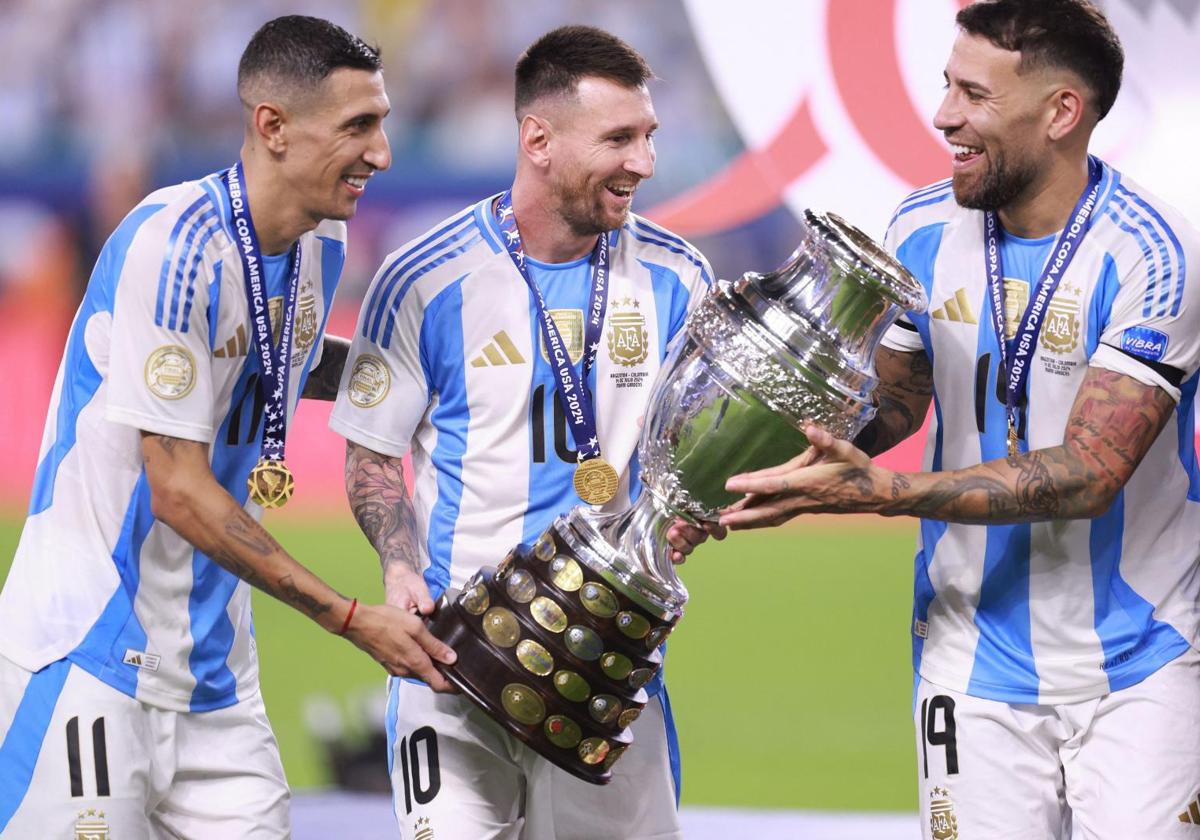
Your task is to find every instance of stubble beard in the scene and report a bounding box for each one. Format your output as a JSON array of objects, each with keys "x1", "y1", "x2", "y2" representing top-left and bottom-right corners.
[{"x1": 953, "y1": 147, "x2": 1039, "y2": 213}]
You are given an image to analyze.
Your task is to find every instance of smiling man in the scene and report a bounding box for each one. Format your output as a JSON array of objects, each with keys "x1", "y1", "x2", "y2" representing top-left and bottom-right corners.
[
  {"x1": 0, "y1": 15, "x2": 413, "y2": 839},
  {"x1": 331, "y1": 25, "x2": 717, "y2": 840},
  {"x1": 720, "y1": 1, "x2": 1200, "y2": 838}
]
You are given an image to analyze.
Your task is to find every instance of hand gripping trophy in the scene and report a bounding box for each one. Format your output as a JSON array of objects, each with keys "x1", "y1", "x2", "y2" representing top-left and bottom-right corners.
[{"x1": 426, "y1": 211, "x2": 927, "y2": 783}]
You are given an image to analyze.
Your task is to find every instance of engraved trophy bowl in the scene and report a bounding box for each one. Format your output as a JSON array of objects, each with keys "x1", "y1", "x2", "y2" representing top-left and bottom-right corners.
[{"x1": 427, "y1": 210, "x2": 927, "y2": 784}]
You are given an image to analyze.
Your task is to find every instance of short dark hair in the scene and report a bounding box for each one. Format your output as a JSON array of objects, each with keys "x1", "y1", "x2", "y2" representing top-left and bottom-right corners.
[
  {"x1": 238, "y1": 15, "x2": 381, "y2": 106},
  {"x1": 514, "y1": 25, "x2": 653, "y2": 117},
  {"x1": 957, "y1": 0, "x2": 1123, "y2": 119}
]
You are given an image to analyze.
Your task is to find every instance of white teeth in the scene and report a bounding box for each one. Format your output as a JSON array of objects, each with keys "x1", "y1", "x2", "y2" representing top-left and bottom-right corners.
[
  {"x1": 951, "y1": 144, "x2": 981, "y2": 156},
  {"x1": 609, "y1": 185, "x2": 633, "y2": 197},
  {"x1": 344, "y1": 175, "x2": 368, "y2": 189}
]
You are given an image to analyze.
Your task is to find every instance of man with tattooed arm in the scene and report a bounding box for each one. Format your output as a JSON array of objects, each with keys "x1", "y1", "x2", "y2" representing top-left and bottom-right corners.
[
  {"x1": 0, "y1": 17, "x2": 408, "y2": 838},
  {"x1": 721, "y1": 2, "x2": 1200, "y2": 838},
  {"x1": 332, "y1": 25, "x2": 718, "y2": 840}
]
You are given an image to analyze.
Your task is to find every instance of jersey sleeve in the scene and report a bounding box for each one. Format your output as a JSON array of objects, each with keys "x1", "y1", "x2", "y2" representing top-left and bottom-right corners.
[
  {"x1": 330, "y1": 259, "x2": 431, "y2": 458},
  {"x1": 880, "y1": 215, "x2": 927, "y2": 353},
  {"x1": 1092, "y1": 229, "x2": 1200, "y2": 403},
  {"x1": 105, "y1": 209, "x2": 216, "y2": 442}
]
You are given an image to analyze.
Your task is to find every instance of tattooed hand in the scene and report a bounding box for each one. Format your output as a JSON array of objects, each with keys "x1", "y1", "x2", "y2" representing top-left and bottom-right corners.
[{"x1": 718, "y1": 366, "x2": 1174, "y2": 529}]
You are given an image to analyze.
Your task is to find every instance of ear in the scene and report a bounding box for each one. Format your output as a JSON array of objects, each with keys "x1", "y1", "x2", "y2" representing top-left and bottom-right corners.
[
  {"x1": 1046, "y1": 86, "x2": 1087, "y2": 141},
  {"x1": 519, "y1": 114, "x2": 552, "y2": 168},
  {"x1": 252, "y1": 102, "x2": 288, "y2": 154}
]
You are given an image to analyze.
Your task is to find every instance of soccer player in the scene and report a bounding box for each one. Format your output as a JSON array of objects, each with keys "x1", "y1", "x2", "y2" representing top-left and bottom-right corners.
[
  {"x1": 0, "y1": 16, "x2": 413, "y2": 839},
  {"x1": 720, "y1": 1, "x2": 1200, "y2": 837},
  {"x1": 332, "y1": 25, "x2": 717, "y2": 840}
]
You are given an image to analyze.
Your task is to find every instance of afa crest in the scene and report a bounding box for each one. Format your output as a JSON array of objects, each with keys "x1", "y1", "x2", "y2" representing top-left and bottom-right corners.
[
  {"x1": 292, "y1": 293, "x2": 319, "y2": 362},
  {"x1": 74, "y1": 809, "x2": 110, "y2": 840},
  {"x1": 606, "y1": 297, "x2": 649, "y2": 367},
  {"x1": 1042, "y1": 282, "x2": 1082, "y2": 355},
  {"x1": 929, "y1": 786, "x2": 958, "y2": 840}
]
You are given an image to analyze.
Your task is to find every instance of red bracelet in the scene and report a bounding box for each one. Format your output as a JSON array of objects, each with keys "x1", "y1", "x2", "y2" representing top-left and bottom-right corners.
[{"x1": 338, "y1": 598, "x2": 358, "y2": 635}]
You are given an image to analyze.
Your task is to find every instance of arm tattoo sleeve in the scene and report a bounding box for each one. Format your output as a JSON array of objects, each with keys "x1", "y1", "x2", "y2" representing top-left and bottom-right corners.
[
  {"x1": 855, "y1": 348, "x2": 933, "y2": 456},
  {"x1": 301, "y1": 335, "x2": 350, "y2": 401},
  {"x1": 345, "y1": 442, "x2": 421, "y2": 576},
  {"x1": 878, "y1": 366, "x2": 1174, "y2": 523}
]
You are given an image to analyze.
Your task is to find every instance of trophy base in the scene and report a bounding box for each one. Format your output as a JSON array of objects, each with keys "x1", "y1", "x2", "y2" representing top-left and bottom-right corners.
[{"x1": 425, "y1": 524, "x2": 678, "y2": 785}]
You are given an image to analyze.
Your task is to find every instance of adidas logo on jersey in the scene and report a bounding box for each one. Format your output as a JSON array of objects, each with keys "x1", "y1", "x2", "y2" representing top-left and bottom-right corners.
[
  {"x1": 214, "y1": 324, "x2": 249, "y2": 358},
  {"x1": 930, "y1": 289, "x2": 977, "y2": 324},
  {"x1": 470, "y1": 331, "x2": 526, "y2": 367},
  {"x1": 122, "y1": 648, "x2": 161, "y2": 671},
  {"x1": 1179, "y1": 795, "x2": 1200, "y2": 824}
]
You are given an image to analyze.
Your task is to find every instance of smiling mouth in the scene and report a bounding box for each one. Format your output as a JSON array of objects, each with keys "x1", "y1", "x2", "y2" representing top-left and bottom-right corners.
[
  {"x1": 950, "y1": 143, "x2": 983, "y2": 162},
  {"x1": 606, "y1": 184, "x2": 635, "y2": 200},
  {"x1": 342, "y1": 174, "x2": 370, "y2": 193}
]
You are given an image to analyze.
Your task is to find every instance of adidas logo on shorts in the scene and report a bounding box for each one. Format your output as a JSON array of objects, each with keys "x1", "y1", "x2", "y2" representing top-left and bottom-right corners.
[{"x1": 1180, "y1": 794, "x2": 1200, "y2": 825}]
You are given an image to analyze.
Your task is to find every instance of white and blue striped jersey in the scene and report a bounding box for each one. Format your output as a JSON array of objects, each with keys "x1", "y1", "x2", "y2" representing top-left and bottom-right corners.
[
  {"x1": 0, "y1": 172, "x2": 345, "y2": 712},
  {"x1": 331, "y1": 195, "x2": 711, "y2": 604},
  {"x1": 881, "y1": 159, "x2": 1200, "y2": 704}
]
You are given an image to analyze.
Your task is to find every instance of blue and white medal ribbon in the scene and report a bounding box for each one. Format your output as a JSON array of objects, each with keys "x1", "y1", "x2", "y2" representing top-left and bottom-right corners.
[
  {"x1": 983, "y1": 156, "x2": 1103, "y2": 457},
  {"x1": 494, "y1": 190, "x2": 619, "y2": 505},
  {"x1": 224, "y1": 161, "x2": 302, "y2": 508}
]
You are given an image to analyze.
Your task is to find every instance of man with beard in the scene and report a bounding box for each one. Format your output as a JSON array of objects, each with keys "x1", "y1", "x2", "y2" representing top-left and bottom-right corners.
[
  {"x1": 331, "y1": 25, "x2": 717, "y2": 840},
  {"x1": 720, "y1": 1, "x2": 1200, "y2": 837}
]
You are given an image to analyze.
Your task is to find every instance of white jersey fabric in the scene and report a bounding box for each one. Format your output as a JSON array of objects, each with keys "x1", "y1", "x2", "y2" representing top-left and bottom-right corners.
[
  {"x1": 881, "y1": 158, "x2": 1200, "y2": 704},
  {"x1": 331, "y1": 195, "x2": 711, "y2": 603},
  {"x1": 0, "y1": 171, "x2": 345, "y2": 713}
]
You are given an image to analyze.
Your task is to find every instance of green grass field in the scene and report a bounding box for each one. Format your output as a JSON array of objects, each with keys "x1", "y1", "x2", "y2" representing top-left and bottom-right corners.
[{"x1": 0, "y1": 513, "x2": 920, "y2": 812}]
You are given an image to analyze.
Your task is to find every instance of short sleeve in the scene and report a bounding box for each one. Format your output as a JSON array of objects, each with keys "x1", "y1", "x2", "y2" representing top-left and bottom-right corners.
[
  {"x1": 1093, "y1": 239, "x2": 1200, "y2": 403},
  {"x1": 330, "y1": 260, "x2": 431, "y2": 458},
  {"x1": 880, "y1": 216, "x2": 928, "y2": 353},
  {"x1": 105, "y1": 212, "x2": 216, "y2": 442}
]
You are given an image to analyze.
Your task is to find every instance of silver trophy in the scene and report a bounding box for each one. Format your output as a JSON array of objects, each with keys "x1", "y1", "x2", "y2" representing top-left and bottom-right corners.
[{"x1": 428, "y1": 210, "x2": 927, "y2": 784}]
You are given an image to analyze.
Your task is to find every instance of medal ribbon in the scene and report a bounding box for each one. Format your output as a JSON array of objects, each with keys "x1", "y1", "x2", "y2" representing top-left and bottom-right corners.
[
  {"x1": 983, "y1": 156, "x2": 1103, "y2": 448},
  {"x1": 495, "y1": 190, "x2": 609, "y2": 461},
  {"x1": 223, "y1": 161, "x2": 302, "y2": 464}
]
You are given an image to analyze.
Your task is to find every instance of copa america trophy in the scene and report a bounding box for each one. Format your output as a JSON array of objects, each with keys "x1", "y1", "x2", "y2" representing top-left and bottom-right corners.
[{"x1": 427, "y1": 210, "x2": 927, "y2": 783}]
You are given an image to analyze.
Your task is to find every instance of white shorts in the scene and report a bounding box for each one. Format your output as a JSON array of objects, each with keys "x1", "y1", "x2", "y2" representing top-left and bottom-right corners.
[
  {"x1": 0, "y1": 655, "x2": 289, "y2": 839},
  {"x1": 386, "y1": 678, "x2": 682, "y2": 840},
  {"x1": 915, "y1": 646, "x2": 1200, "y2": 840}
]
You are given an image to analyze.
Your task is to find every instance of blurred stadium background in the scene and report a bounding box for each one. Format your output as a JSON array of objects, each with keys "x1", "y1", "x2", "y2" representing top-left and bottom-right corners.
[{"x1": 1, "y1": 0, "x2": 1196, "y2": 834}]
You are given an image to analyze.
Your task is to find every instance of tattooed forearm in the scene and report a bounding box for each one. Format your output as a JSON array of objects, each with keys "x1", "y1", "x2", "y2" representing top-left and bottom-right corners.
[
  {"x1": 301, "y1": 335, "x2": 350, "y2": 401},
  {"x1": 277, "y1": 574, "x2": 333, "y2": 619},
  {"x1": 856, "y1": 347, "x2": 933, "y2": 456},
  {"x1": 345, "y1": 442, "x2": 422, "y2": 575},
  {"x1": 876, "y1": 366, "x2": 1173, "y2": 523},
  {"x1": 225, "y1": 507, "x2": 284, "y2": 556}
]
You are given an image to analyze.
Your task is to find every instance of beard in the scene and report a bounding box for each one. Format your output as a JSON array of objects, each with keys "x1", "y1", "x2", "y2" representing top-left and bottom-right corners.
[
  {"x1": 553, "y1": 172, "x2": 631, "y2": 237},
  {"x1": 953, "y1": 147, "x2": 1039, "y2": 212}
]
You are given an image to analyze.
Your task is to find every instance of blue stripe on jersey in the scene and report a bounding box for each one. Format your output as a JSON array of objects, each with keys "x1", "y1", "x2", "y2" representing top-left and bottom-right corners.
[
  {"x1": 1177, "y1": 372, "x2": 1200, "y2": 503},
  {"x1": 155, "y1": 195, "x2": 212, "y2": 327},
  {"x1": 627, "y1": 229, "x2": 712, "y2": 287},
  {"x1": 206, "y1": 263, "x2": 224, "y2": 351},
  {"x1": 30, "y1": 203, "x2": 166, "y2": 515},
  {"x1": 0, "y1": 659, "x2": 70, "y2": 831},
  {"x1": 363, "y1": 208, "x2": 475, "y2": 343},
  {"x1": 168, "y1": 209, "x2": 218, "y2": 330},
  {"x1": 176, "y1": 217, "x2": 221, "y2": 332},
  {"x1": 472, "y1": 198, "x2": 505, "y2": 254},
  {"x1": 1089, "y1": 491, "x2": 1190, "y2": 692},
  {"x1": 1108, "y1": 191, "x2": 1169, "y2": 317},
  {"x1": 894, "y1": 221, "x2": 951, "y2": 680},
  {"x1": 382, "y1": 232, "x2": 482, "y2": 350},
  {"x1": 965, "y1": 277, "x2": 1038, "y2": 701},
  {"x1": 187, "y1": 416, "x2": 255, "y2": 710},
  {"x1": 421, "y1": 279, "x2": 471, "y2": 600},
  {"x1": 1085, "y1": 256, "x2": 1121, "y2": 357},
  {"x1": 294, "y1": 235, "x2": 347, "y2": 388},
  {"x1": 68, "y1": 473, "x2": 155, "y2": 696},
  {"x1": 1118, "y1": 185, "x2": 1188, "y2": 317},
  {"x1": 888, "y1": 182, "x2": 953, "y2": 229},
  {"x1": 385, "y1": 677, "x2": 401, "y2": 824},
  {"x1": 657, "y1": 686, "x2": 683, "y2": 805},
  {"x1": 200, "y1": 174, "x2": 233, "y2": 242},
  {"x1": 629, "y1": 219, "x2": 713, "y2": 287}
]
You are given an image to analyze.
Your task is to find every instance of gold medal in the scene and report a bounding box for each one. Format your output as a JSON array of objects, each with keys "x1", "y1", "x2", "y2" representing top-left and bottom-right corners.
[
  {"x1": 1007, "y1": 418, "x2": 1019, "y2": 458},
  {"x1": 573, "y1": 457, "x2": 619, "y2": 505},
  {"x1": 247, "y1": 458, "x2": 295, "y2": 508}
]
